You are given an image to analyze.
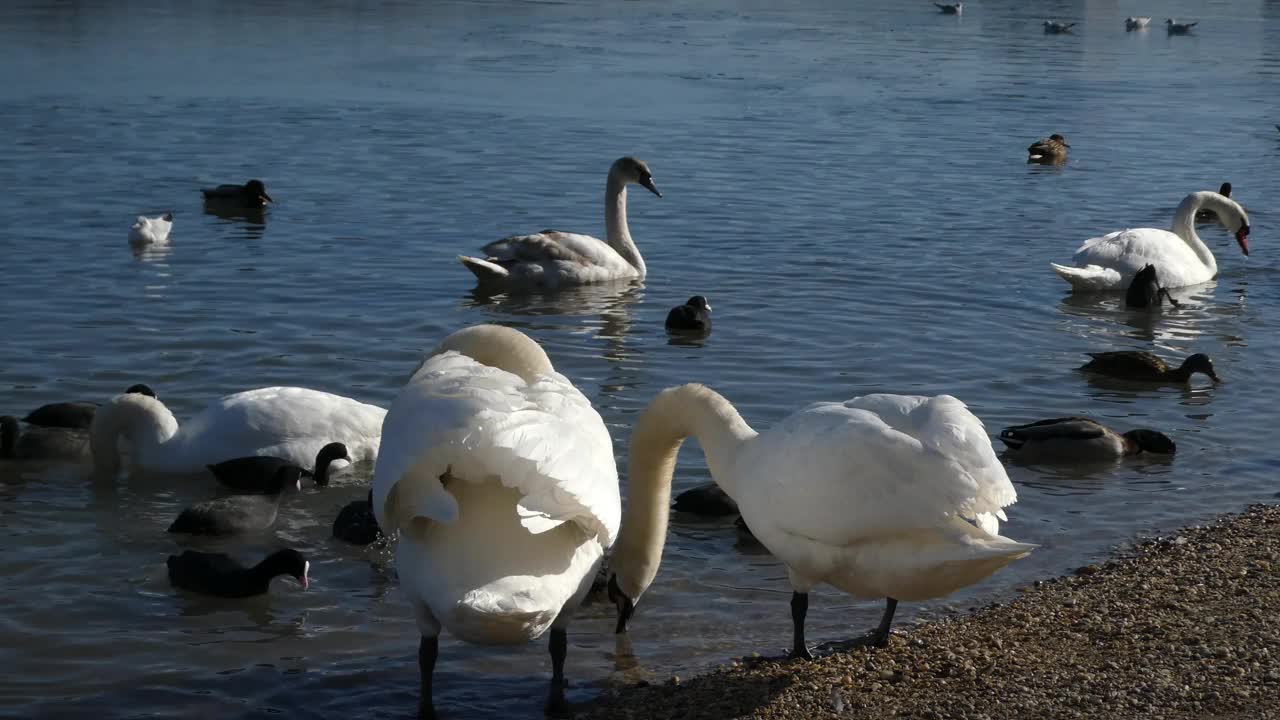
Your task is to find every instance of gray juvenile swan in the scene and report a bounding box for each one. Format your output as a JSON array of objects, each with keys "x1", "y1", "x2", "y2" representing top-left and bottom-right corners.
[{"x1": 458, "y1": 157, "x2": 661, "y2": 289}]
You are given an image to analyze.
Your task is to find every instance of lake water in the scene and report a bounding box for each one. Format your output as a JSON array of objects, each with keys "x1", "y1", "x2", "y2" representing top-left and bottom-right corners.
[{"x1": 2, "y1": 0, "x2": 1279, "y2": 717}]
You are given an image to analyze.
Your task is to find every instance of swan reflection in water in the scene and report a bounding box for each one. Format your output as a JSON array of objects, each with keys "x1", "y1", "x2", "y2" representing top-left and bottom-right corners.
[{"x1": 462, "y1": 280, "x2": 646, "y2": 401}]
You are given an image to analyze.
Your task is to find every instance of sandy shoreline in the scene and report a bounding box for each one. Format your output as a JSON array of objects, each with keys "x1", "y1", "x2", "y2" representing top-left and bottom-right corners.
[{"x1": 580, "y1": 505, "x2": 1280, "y2": 720}]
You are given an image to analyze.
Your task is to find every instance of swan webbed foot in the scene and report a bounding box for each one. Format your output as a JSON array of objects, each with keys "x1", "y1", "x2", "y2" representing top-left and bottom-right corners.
[
  {"x1": 418, "y1": 635, "x2": 438, "y2": 720},
  {"x1": 545, "y1": 628, "x2": 570, "y2": 716}
]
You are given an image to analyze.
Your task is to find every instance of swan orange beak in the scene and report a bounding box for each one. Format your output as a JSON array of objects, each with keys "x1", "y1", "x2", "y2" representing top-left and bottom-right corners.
[{"x1": 1235, "y1": 225, "x2": 1250, "y2": 256}]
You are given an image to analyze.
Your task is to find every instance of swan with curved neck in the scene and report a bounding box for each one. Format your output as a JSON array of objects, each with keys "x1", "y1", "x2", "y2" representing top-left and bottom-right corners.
[
  {"x1": 89, "y1": 387, "x2": 385, "y2": 476},
  {"x1": 457, "y1": 157, "x2": 661, "y2": 288},
  {"x1": 373, "y1": 324, "x2": 619, "y2": 718},
  {"x1": 1052, "y1": 190, "x2": 1251, "y2": 291},
  {"x1": 609, "y1": 385, "x2": 1033, "y2": 657}
]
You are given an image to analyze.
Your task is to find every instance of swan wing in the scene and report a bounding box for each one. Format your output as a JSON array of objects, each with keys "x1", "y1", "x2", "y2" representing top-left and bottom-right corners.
[
  {"x1": 481, "y1": 231, "x2": 629, "y2": 269},
  {"x1": 740, "y1": 394, "x2": 1015, "y2": 545},
  {"x1": 176, "y1": 387, "x2": 386, "y2": 466},
  {"x1": 373, "y1": 352, "x2": 619, "y2": 546},
  {"x1": 1058, "y1": 228, "x2": 1209, "y2": 289}
]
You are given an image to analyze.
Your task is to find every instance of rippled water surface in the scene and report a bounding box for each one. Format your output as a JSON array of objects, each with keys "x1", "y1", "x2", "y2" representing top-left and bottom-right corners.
[{"x1": 3, "y1": 0, "x2": 1279, "y2": 717}]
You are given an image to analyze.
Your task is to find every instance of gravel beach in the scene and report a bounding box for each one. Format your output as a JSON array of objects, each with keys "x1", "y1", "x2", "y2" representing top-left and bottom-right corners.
[{"x1": 581, "y1": 505, "x2": 1280, "y2": 720}]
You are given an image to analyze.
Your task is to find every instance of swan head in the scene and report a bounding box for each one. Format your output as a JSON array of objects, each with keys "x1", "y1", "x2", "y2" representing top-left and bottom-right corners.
[
  {"x1": 418, "y1": 324, "x2": 554, "y2": 384},
  {"x1": 686, "y1": 296, "x2": 711, "y2": 313},
  {"x1": 0, "y1": 416, "x2": 17, "y2": 457},
  {"x1": 607, "y1": 573, "x2": 636, "y2": 634},
  {"x1": 1179, "y1": 353, "x2": 1220, "y2": 382},
  {"x1": 1122, "y1": 429, "x2": 1176, "y2": 455},
  {"x1": 610, "y1": 157, "x2": 661, "y2": 198},
  {"x1": 245, "y1": 179, "x2": 273, "y2": 203}
]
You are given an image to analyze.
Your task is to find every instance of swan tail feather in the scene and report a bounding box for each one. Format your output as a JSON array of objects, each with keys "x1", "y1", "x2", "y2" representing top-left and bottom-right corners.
[
  {"x1": 458, "y1": 255, "x2": 509, "y2": 284},
  {"x1": 1050, "y1": 262, "x2": 1122, "y2": 290}
]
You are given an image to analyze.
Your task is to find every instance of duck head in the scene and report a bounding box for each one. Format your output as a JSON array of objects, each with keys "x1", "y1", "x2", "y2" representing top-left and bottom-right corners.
[
  {"x1": 687, "y1": 295, "x2": 712, "y2": 312},
  {"x1": 1180, "y1": 353, "x2": 1220, "y2": 382},
  {"x1": 1123, "y1": 429, "x2": 1177, "y2": 455},
  {"x1": 245, "y1": 179, "x2": 273, "y2": 204}
]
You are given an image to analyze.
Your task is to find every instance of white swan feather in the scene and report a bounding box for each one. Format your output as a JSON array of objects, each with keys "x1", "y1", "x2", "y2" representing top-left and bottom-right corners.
[{"x1": 91, "y1": 387, "x2": 385, "y2": 475}]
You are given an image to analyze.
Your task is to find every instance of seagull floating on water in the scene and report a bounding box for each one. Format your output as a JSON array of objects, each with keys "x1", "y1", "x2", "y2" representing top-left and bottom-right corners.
[
  {"x1": 1125, "y1": 17, "x2": 1151, "y2": 31},
  {"x1": 1166, "y1": 18, "x2": 1198, "y2": 34},
  {"x1": 1043, "y1": 21, "x2": 1077, "y2": 34}
]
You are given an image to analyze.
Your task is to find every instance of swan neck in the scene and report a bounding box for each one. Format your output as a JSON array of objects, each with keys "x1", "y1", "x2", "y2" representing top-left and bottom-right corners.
[
  {"x1": 614, "y1": 384, "x2": 755, "y2": 599},
  {"x1": 89, "y1": 396, "x2": 179, "y2": 474},
  {"x1": 605, "y1": 175, "x2": 645, "y2": 277},
  {"x1": 1171, "y1": 194, "x2": 1217, "y2": 274}
]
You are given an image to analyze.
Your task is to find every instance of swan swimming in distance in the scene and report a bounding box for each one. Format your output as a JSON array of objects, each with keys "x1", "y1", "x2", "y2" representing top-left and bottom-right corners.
[
  {"x1": 458, "y1": 157, "x2": 661, "y2": 289},
  {"x1": 372, "y1": 325, "x2": 620, "y2": 718},
  {"x1": 89, "y1": 387, "x2": 385, "y2": 477},
  {"x1": 1051, "y1": 190, "x2": 1250, "y2": 291},
  {"x1": 607, "y1": 385, "x2": 1033, "y2": 658},
  {"x1": 128, "y1": 213, "x2": 173, "y2": 246}
]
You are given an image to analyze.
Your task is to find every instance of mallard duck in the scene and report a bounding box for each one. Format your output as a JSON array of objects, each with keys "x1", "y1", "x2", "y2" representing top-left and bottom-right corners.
[
  {"x1": 665, "y1": 295, "x2": 712, "y2": 333},
  {"x1": 999, "y1": 417, "x2": 1175, "y2": 462},
  {"x1": 1125, "y1": 17, "x2": 1151, "y2": 31},
  {"x1": 201, "y1": 179, "x2": 272, "y2": 207},
  {"x1": 1028, "y1": 133, "x2": 1069, "y2": 163},
  {"x1": 1166, "y1": 19, "x2": 1198, "y2": 34},
  {"x1": 1043, "y1": 21, "x2": 1077, "y2": 34},
  {"x1": 1196, "y1": 182, "x2": 1232, "y2": 222},
  {"x1": 1080, "y1": 351, "x2": 1219, "y2": 383},
  {"x1": 1125, "y1": 264, "x2": 1180, "y2": 310}
]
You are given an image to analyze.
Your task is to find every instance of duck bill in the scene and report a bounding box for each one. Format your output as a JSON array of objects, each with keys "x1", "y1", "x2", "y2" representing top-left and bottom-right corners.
[{"x1": 1235, "y1": 226, "x2": 1250, "y2": 256}]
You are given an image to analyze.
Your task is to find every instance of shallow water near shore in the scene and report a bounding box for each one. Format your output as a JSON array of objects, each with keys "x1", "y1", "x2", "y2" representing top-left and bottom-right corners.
[{"x1": 2, "y1": 0, "x2": 1279, "y2": 717}]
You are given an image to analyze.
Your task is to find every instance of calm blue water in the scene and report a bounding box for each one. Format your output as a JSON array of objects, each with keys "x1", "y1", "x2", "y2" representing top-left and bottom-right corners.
[{"x1": 2, "y1": 0, "x2": 1279, "y2": 717}]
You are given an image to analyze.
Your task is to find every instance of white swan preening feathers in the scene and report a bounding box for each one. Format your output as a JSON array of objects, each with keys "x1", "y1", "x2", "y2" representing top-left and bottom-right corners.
[
  {"x1": 89, "y1": 387, "x2": 385, "y2": 476},
  {"x1": 128, "y1": 213, "x2": 173, "y2": 246},
  {"x1": 1051, "y1": 190, "x2": 1251, "y2": 292},
  {"x1": 372, "y1": 325, "x2": 619, "y2": 717},
  {"x1": 608, "y1": 385, "x2": 1033, "y2": 657},
  {"x1": 457, "y1": 156, "x2": 661, "y2": 289}
]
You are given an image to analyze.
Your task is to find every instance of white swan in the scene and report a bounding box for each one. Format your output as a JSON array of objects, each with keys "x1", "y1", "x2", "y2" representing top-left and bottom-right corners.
[
  {"x1": 457, "y1": 157, "x2": 661, "y2": 289},
  {"x1": 128, "y1": 213, "x2": 173, "y2": 246},
  {"x1": 371, "y1": 325, "x2": 619, "y2": 718},
  {"x1": 607, "y1": 385, "x2": 1033, "y2": 657},
  {"x1": 90, "y1": 387, "x2": 385, "y2": 476},
  {"x1": 1051, "y1": 190, "x2": 1251, "y2": 292}
]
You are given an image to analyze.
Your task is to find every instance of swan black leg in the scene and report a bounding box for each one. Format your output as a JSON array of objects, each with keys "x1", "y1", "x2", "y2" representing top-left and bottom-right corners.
[
  {"x1": 418, "y1": 636, "x2": 438, "y2": 720},
  {"x1": 814, "y1": 597, "x2": 900, "y2": 655},
  {"x1": 868, "y1": 597, "x2": 898, "y2": 648},
  {"x1": 545, "y1": 628, "x2": 570, "y2": 717},
  {"x1": 790, "y1": 592, "x2": 814, "y2": 660}
]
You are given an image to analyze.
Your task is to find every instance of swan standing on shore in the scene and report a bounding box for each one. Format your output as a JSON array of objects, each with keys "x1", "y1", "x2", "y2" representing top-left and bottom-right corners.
[
  {"x1": 128, "y1": 214, "x2": 173, "y2": 246},
  {"x1": 458, "y1": 157, "x2": 661, "y2": 288},
  {"x1": 608, "y1": 386, "x2": 1033, "y2": 658},
  {"x1": 372, "y1": 325, "x2": 619, "y2": 718},
  {"x1": 1051, "y1": 191, "x2": 1250, "y2": 291},
  {"x1": 90, "y1": 387, "x2": 385, "y2": 476}
]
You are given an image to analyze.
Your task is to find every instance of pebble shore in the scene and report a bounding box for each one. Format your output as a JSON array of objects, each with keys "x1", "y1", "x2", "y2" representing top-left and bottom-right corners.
[{"x1": 581, "y1": 505, "x2": 1280, "y2": 720}]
